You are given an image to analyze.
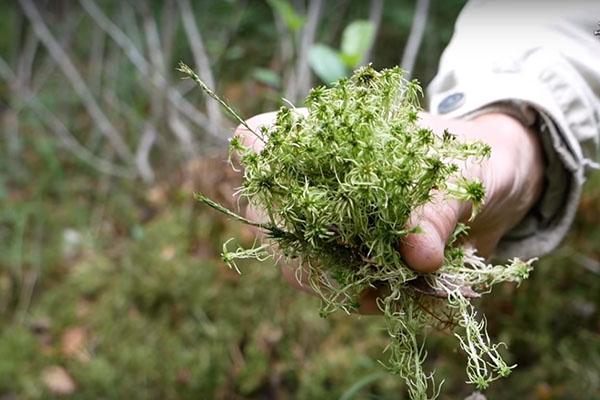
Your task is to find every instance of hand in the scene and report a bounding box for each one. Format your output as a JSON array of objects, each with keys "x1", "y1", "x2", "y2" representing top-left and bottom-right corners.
[
  {"x1": 400, "y1": 112, "x2": 544, "y2": 272},
  {"x1": 234, "y1": 109, "x2": 544, "y2": 311}
]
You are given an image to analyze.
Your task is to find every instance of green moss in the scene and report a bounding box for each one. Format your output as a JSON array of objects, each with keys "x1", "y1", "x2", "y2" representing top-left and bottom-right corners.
[{"x1": 184, "y1": 65, "x2": 534, "y2": 399}]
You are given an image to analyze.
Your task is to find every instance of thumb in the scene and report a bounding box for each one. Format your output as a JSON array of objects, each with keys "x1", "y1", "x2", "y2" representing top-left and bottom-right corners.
[{"x1": 399, "y1": 197, "x2": 470, "y2": 273}]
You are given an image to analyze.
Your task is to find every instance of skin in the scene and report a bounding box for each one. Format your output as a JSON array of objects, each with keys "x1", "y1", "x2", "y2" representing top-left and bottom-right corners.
[{"x1": 235, "y1": 110, "x2": 544, "y2": 313}]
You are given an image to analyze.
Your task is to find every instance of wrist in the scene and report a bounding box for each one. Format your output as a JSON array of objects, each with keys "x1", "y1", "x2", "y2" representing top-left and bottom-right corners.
[
  {"x1": 472, "y1": 112, "x2": 543, "y2": 183},
  {"x1": 469, "y1": 112, "x2": 545, "y2": 233}
]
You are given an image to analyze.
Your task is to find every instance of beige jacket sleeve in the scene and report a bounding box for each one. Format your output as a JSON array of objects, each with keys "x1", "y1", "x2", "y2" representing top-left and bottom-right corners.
[{"x1": 427, "y1": 0, "x2": 600, "y2": 260}]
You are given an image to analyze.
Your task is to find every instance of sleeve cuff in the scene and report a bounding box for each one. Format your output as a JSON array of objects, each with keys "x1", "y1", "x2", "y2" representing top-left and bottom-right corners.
[{"x1": 427, "y1": 60, "x2": 596, "y2": 259}]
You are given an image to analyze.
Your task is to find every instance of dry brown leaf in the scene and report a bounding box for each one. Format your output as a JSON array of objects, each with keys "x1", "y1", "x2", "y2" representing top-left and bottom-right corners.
[
  {"x1": 61, "y1": 327, "x2": 86, "y2": 359},
  {"x1": 42, "y1": 366, "x2": 76, "y2": 396},
  {"x1": 76, "y1": 299, "x2": 91, "y2": 318},
  {"x1": 161, "y1": 245, "x2": 177, "y2": 261},
  {"x1": 147, "y1": 185, "x2": 168, "y2": 206}
]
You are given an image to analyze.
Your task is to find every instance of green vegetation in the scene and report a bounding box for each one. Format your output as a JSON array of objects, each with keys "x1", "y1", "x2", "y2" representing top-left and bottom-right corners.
[
  {"x1": 187, "y1": 65, "x2": 533, "y2": 399},
  {"x1": 1, "y1": 1, "x2": 599, "y2": 399}
]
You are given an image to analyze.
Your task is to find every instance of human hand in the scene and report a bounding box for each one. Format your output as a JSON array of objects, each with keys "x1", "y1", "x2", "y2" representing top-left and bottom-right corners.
[
  {"x1": 399, "y1": 111, "x2": 544, "y2": 272},
  {"x1": 234, "y1": 109, "x2": 544, "y2": 310}
]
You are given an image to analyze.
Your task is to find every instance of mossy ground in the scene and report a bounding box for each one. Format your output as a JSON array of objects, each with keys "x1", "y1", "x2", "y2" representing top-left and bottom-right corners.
[
  {"x1": 1, "y1": 1, "x2": 599, "y2": 398},
  {"x1": 2, "y1": 135, "x2": 599, "y2": 399},
  {"x1": 188, "y1": 65, "x2": 534, "y2": 398}
]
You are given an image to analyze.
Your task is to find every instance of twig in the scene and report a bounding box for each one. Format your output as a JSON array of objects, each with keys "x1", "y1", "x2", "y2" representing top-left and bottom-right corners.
[
  {"x1": 167, "y1": 108, "x2": 198, "y2": 160},
  {"x1": 97, "y1": 27, "x2": 125, "y2": 152},
  {"x1": 30, "y1": 11, "x2": 82, "y2": 95},
  {"x1": 79, "y1": 0, "x2": 224, "y2": 143},
  {"x1": 16, "y1": 214, "x2": 44, "y2": 324},
  {"x1": 79, "y1": 0, "x2": 147, "y2": 73},
  {"x1": 177, "y1": 62, "x2": 263, "y2": 142},
  {"x1": 274, "y1": 8, "x2": 295, "y2": 98},
  {"x1": 290, "y1": 0, "x2": 323, "y2": 102},
  {"x1": 464, "y1": 392, "x2": 487, "y2": 400},
  {"x1": 160, "y1": 0, "x2": 200, "y2": 160},
  {"x1": 214, "y1": 0, "x2": 248, "y2": 67},
  {"x1": 177, "y1": 0, "x2": 223, "y2": 137},
  {"x1": 361, "y1": 0, "x2": 384, "y2": 65},
  {"x1": 19, "y1": 0, "x2": 134, "y2": 162},
  {"x1": 121, "y1": 1, "x2": 144, "y2": 54},
  {"x1": 195, "y1": 193, "x2": 269, "y2": 229},
  {"x1": 160, "y1": 0, "x2": 178, "y2": 63},
  {"x1": 0, "y1": 55, "x2": 134, "y2": 178},
  {"x1": 400, "y1": 0, "x2": 430, "y2": 79},
  {"x1": 139, "y1": 2, "x2": 165, "y2": 178},
  {"x1": 574, "y1": 252, "x2": 600, "y2": 275},
  {"x1": 136, "y1": 125, "x2": 157, "y2": 183},
  {"x1": 16, "y1": 24, "x2": 39, "y2": 89},
  {"x1": 88, "y1": 23, "x2": 106, "y2": 93},
  {"x1": 141, "y1": 3, "x2": 165, "y2": 73}
]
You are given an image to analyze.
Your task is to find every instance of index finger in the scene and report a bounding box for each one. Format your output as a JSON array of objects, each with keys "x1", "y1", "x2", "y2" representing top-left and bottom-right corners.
[{"x1": 234, "y1": 108, "x2": 309, "y2": 153}]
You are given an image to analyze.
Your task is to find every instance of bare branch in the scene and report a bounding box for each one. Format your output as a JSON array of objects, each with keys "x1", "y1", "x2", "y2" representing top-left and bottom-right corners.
[
  {"x1": 18, "y1": 0, "x2": 133, "y2": 162},
  {"x1": 323, "y1": 0, "x2": 351, "y2": 44},
  {"x1": 361, "y1": 0, "x2": 385, "y2": 65},
  {"x1": 177, "y1": 0, "x2": 223, "y2": 137},
  {"x1": 136, "y1": 125, "x2": 157, "y2": 183},
  {"x1": 78, "y1": 0, "x2": 148, "y2": 74},
  {"x1": 289, "y1": 0, "x2": 323, "y2": 102},
  {"x1": 274, "y1": 9, "x2": 295, "y2": 98},
  {"x1": 120, "y1": 2, "x2": 144, "y2": 54},
  {"x1": 31, "y1": 12, "x2": 82, "y2": 95},
  {"x1": 16, "y1": 25, "x2": 39, "y2": 89},
  {"x1": 168, "y1": 109, "x2": 197, "y2": 160},
  {"x1": 160, "y1": 0, "x2": 178, "y2": 66},
  {"x1": 400, "y1": 0, "x2": 430, "y2": 79},
  {"x1": 214, "y1": 1, "x2": 248, "y2": 66},
  {"x1": 158, "y1": 0, "x2": 199, "y2": 161},
  {"x1": 139, "y1": 3, "x2": 167, "y2": 179},
  {"x1": 0, "y1": 55, "x2": 134, "y2": 178},
  {"x1": 15, "y1": 215, "x2": 43, "y2": 324},
  {"x1": 141, "y1": 4, "x2": 166, "y2": 73},
  {"x1": 88, "y1": 24, "x2": 106, "y2": 93},
  {"x1": 79, "y1": 0, "x2": 225, "y2": 143}
]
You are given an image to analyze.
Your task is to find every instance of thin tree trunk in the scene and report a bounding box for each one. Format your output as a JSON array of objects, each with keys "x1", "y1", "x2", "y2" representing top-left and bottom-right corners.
[{"x1": 400, "y1": 0, "x2": 430, "y2": 79}]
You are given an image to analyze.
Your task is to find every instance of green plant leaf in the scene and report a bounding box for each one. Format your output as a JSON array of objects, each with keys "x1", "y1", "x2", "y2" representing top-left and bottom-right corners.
[
  {"x1": 340, "y1": 20, "x2": 376, "y2": 68},
  {"x1": 252, "y1": 68, "x2": 281, "y2": 88},
  {"x1": 339, "y1": 372, "x2": 388, "y2": 400},
  {"x1": 267, "y1": 0, "x2": 305, "y2": 32},
  {"x1": 308, "y1": 44, "x2": 347, "y2": 84}
]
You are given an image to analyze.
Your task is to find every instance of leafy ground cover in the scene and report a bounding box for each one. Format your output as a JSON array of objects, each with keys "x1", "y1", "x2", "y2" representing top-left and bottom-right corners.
[
  {"x1": 1, "y1": 1, "x2": 599, "y2": 399},
  {"x1": 1, "y1": 136, "x2": 599, "y2": 399}
]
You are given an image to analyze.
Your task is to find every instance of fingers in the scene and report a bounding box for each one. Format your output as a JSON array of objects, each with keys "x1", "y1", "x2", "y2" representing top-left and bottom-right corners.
[
  {"x1": 399, "y1": 113, "x2": 482, "y2": 273},
  {"x1": 234, "y1": 108, "x2": 309, "y2": 153},
  {"x1": 234, "y1": 111, "x2": 278, "y2": 153},
  {"x1": 399, "y1": 196, "x2": 471, "y2": 273}
]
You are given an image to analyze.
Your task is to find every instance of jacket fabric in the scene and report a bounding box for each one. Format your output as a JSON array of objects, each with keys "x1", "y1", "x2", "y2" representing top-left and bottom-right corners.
[{"x1": 427, "y1": 0, "x2": 600, "y2": 259}]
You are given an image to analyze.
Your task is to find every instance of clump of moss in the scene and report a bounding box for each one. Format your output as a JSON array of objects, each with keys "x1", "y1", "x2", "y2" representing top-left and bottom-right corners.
[{"x1": 179, "y1": 63, "x2": 534, "y2": 400}]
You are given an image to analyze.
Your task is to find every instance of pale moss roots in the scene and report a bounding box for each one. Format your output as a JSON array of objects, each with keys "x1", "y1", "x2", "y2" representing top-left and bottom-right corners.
[{"x1": 181, "y1": 63, "x2": 534, "y2": 399}]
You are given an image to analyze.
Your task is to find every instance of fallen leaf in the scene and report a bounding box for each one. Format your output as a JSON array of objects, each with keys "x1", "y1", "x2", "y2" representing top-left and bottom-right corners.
[
  {"x1": 61, "y1": 327, "x2": 86, "y2": 359},
  {"x1": 161, "y1": 245, "x2": 177, "y2": 261},
  {"x1": 30, "y1": 316, "x2": 53, "y2": 349},
  {"x1": 147, "y1": 185, "x2": 168, "y2": 206},
  {"x1": 176, "y1": 369, "x2": 191, "y2": 385},
  {"x1": 42, "y1": 366, "x2": 76, "y2": 396},
  {"x1": 76, "y1": 299, "x2": 91, "y2": 318},
  {"x1": 30, "y1": 316, "x2": 51, "y2": 335}
]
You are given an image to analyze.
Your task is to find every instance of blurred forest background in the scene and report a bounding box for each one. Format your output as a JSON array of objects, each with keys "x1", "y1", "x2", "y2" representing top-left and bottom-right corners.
[{"x1": 0, "y1": 0, "x2": 599, "y2": 399}]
